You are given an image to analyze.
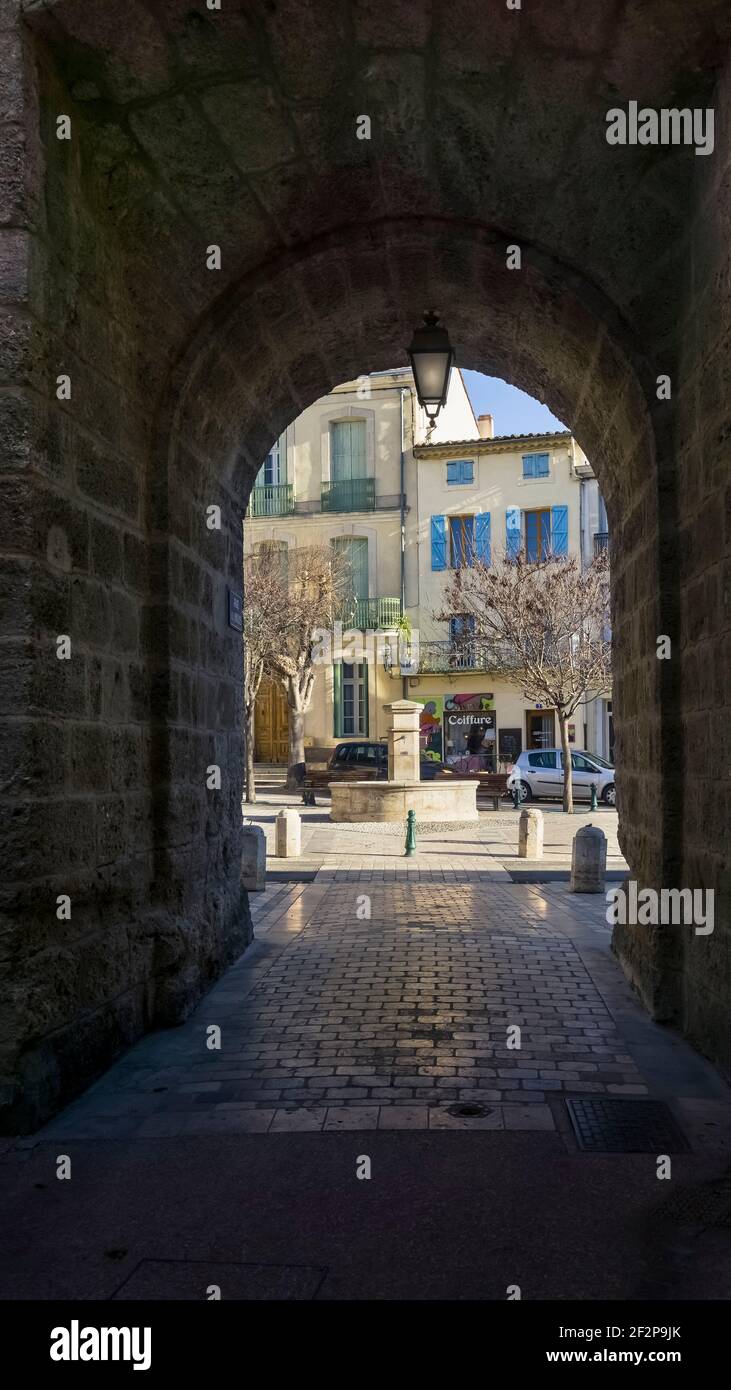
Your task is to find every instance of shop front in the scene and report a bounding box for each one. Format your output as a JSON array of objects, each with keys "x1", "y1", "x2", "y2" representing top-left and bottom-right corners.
[
  {"x1": 417, "y1": 691, "x2": 498, "y2": 771},
  {"x1": 411, "y1": 680, "x2": 588, "y2": 773}
]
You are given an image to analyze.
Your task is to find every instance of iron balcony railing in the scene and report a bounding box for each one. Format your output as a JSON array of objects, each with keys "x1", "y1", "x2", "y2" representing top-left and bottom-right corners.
[
  {"x1": 417, "y1": 639, "x2": 518, "y2": 673},
  {"x1": 337, "y1": 596, "x2": 402, "y2": 629},
  {"x1": 593, "y1": 531, "x2": 609, "y2": 556},
  {"x1": 247, "y1": 483, "x2": 295, "y2": 517},
  {"x1": 321, "y1": 477, "x2": 376, "y2": 513}
]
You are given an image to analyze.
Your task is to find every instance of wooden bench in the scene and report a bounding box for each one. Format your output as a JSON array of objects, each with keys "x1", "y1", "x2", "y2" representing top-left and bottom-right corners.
[
  {"x1": 476, "y1": 771, "x2": 510, "y2": 810},
  {"x1": 302, "y1": 750, "x2": 384, "y2": 805},
  {"x1": 302, "y1": 748, "x2": 333, "y2": 805},
  {"x1": 441, "y1": 769, "x2": 510, "y2": 810}
]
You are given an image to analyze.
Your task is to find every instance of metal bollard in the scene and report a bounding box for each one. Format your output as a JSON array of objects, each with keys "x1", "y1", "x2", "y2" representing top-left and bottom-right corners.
[
  {"x1": 404, "y1": 808, "x2": 417, "y2": 857},
  {"x1": 590, "y1": 782, "x2": 598, "y2": 811}
]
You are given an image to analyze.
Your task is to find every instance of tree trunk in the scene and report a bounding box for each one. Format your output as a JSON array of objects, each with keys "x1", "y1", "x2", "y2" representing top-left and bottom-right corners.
[
  {"x1": 244, "y1": 703, "x2": 256, "y2": 803},
  {"x1": 558, "y1": 709, "x2": 573, "y2": 813},
  {"x1": 286, "y1": 679, "x2": 306, "y2": 790}
]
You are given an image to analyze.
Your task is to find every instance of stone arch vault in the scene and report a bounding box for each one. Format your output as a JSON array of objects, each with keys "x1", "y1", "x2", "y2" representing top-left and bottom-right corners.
[{"x1": 1, "y1": 0, "x2": 729, "y2": 1130}]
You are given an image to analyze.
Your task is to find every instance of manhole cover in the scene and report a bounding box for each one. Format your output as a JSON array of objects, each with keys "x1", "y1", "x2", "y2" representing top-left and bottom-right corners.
[
  {"x1": 655, "y1": 1182, "x2": 731, "y2": 1226},
  {"x1": 447, "y1": 1103, "x2": 488, "y2": 1118},
  {"x1": 566, "y1": 1098, "x2": 691, "y2": 1153}
]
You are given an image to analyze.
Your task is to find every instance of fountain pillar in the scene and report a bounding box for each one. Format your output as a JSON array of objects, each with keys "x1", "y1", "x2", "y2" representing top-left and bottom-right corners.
[{"x1": 386, "y1": 699, "x2": 423, "y2": 782}]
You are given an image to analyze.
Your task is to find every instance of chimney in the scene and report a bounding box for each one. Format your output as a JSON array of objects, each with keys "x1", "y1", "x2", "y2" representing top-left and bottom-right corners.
[{"x1": 477, "y1": 413, "x2": 494, "y2": 440}]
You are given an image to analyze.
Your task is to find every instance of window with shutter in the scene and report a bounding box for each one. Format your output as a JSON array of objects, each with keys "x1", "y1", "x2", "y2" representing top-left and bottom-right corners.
[
  {"x1": 522, "y1": 452, "x2": 549, "y2": 479},
  {"x1": 431, "y1": 515, "x2": 447, "y2": 570},
  {"x1": 506, "y1": 506, "x2": 521, "y2": 559},
  {"x1": 331, "y1": 420, "x2": 366, "y2": 482},
  {"x1": 475, "y1": 512, "x2": 491, "y2": 565},
  {"x1": 336, "y1": 662, "x2": 369, "y2": 736},
  {"x1": 331, "y1": 536, "x2": 368, "y2": 600},
  {"x1": 525, "y1": 509, "x2": 551, "y2": 561},
  {"x1": 551, "y1": 505, "x2": 569, "y2": 556},
  {"x1": 446, "y1": 459, "x2": 474, "y2": 485},
  {"x1": 450, "y1": 516, "x2": 475, "y2": 568}
]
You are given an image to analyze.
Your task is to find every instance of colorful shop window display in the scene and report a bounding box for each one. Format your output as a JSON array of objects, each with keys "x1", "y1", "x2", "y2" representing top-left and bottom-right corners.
[
  {"x1": 443, "y1": 692, "x2": 496, "y2": 770},
  {"x1": 419, "y1": 697, "x2": 444, "y2": 761}
]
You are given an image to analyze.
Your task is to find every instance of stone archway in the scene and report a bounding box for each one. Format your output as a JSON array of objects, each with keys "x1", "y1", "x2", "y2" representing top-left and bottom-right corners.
[{"x1": 1, "y1": 0, "x2": 729, "y2": 1130}]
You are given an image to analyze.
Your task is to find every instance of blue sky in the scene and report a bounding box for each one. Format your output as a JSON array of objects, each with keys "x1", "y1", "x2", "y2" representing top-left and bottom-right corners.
[{"x1": 462, "y1": 369, "x2": 566, "y2": 436}]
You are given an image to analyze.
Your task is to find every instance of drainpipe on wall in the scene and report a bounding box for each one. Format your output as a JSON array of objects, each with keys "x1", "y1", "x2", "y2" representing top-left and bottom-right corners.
[{"x1": 400, "y1": 387, "x2": 410, "y2": 699}]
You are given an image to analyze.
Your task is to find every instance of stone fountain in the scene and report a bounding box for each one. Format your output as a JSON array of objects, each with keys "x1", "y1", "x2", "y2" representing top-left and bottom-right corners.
[{"x1": 329, "y1": 699, "x2": 478, "y2": 824}]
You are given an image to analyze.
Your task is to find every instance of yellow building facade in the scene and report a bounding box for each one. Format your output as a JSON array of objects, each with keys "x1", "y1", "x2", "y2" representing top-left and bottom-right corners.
[{"x1": 244, "y1": 370, "x2": 612, "y2": 766}]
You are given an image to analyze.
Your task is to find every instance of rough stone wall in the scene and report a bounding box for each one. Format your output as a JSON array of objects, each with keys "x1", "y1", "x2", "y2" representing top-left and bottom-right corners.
[
  {"x1": 613, "y1": 56, "x2": 731, "y2": 1054},
  {"x1": 0, "y1": 7, "x2": 252, "y2": 1132},
  {"x1": 619, "y1": 51, "x2": 731, "y2": 1050}
]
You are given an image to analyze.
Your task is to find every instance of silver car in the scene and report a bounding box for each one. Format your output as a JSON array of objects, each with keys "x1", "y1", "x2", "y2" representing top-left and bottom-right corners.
[{"x1": 506, "y1": 749, "x2": 616, "y2": 805}]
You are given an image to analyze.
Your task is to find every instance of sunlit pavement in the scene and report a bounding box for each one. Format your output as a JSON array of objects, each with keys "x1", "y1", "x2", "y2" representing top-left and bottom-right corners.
[
  {"x1": 245, "y1": 771, "x2": 628, "y2": 880},
  {"x1": 2, "y1": 857, "x2": 731, "y2": 1300}
]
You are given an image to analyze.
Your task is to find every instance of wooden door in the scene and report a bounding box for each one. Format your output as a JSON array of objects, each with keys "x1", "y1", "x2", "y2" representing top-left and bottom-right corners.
[{"x1": 255, "y1": 678, "x2": 289, "y2": 763}]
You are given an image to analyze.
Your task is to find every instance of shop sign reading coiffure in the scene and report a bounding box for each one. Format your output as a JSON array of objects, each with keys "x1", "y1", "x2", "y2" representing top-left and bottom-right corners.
[
  {"x1": 446, "y1": 710, "x2": 495, "y2": 728},
  {"x1": 444, "y1": 691, "x2": 495, "y2": 730}
]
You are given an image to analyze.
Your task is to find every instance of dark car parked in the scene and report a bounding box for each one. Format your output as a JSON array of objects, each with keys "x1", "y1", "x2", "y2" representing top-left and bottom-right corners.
[{"x1": 328, "y1": 741, "x2": 443, "y2": 780}]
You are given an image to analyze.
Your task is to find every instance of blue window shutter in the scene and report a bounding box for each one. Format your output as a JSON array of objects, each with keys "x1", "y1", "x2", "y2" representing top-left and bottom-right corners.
[
  {"x1": 431, "y1": 515, "x2": 447, "y2": 570},
  {"x1": 475, "y1": 512, "x2": 491, "y2": 565},
  {"x1": 551, "y1": 505, "x2": 569, "y2": 556},
  {"x1": 447, "y1": 460, "x2": 474, "y2": 484},
  {"x1": 506, "y1": 506, "x2": 521, "y2": 559},
  {"x1": 523, "y1": 452, "x2": 549, "y2": 478}
]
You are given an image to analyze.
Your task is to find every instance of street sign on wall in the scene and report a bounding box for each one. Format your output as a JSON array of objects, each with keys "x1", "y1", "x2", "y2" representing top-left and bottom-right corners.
[{"x1": 227, "y1": 589, "x2": 243, "y2": 631}]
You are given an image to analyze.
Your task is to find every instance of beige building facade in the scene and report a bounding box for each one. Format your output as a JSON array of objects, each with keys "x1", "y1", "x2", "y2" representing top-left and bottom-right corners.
[{"x1": 244, "y1": 370, "x2": 612, "y2": 767}]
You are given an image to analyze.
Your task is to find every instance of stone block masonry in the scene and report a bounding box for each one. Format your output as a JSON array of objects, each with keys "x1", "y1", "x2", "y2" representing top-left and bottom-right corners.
[{"x1": 0, "y1": 0, "x2": 729, "y2": 1130}]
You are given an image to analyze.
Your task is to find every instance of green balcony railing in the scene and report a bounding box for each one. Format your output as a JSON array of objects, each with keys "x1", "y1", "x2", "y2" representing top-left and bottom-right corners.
[
  {"x1": 247, "y1": 483, "x2": 295, "y2": 517},
  {"x1": 338, "y1": 596, "x2": 402, "y2": 630},
  {"x1": 321, "y1": 477, "x2": 376, "y2": 513}
]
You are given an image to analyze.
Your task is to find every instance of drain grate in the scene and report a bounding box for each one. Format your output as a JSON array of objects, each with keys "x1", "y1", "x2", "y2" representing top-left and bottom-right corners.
[
  {"x1": 566, "y1": 1098, "x2": 691, "y2": 1153},
  {"x1": 447, "y1": 1103, "x2": 488, "y2": 1118}
]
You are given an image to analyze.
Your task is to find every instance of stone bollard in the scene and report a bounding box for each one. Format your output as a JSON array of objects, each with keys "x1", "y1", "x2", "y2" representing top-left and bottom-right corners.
[
  {"x1": 275, "y1": 807, "x2": 301, "y2": 858},
  {"x1": 570, "y1": 823, "x2": 607, "y2": 893},
  {"x1": 518, "y1": 807, "x2": 543, "y2": 858},
  {"x1": 241, "y1": 823, "x2": 266, "y2": 891}
]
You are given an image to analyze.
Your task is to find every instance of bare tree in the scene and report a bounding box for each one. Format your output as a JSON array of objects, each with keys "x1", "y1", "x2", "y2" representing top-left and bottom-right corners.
[
  {"x1": 242, "y1": 550, "x2": 284, "y2": 803},
  {"x1": 441, "y1": 549, "x2": 611, "y2": 812},
  {"x1": 265, "y1": 543, "x2": 351, "y2": 790}
]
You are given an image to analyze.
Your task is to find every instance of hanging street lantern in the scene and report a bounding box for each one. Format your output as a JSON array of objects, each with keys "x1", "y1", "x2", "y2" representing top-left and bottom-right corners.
[{"x1": 406, "y1": 311, "x2": 455, "y2": 422}]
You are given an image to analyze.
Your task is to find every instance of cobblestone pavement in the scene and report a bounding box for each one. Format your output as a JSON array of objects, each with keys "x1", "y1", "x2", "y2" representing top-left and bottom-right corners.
[{"x1": 32, "y1": 874, "x2": 728, "y2": 1142}]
